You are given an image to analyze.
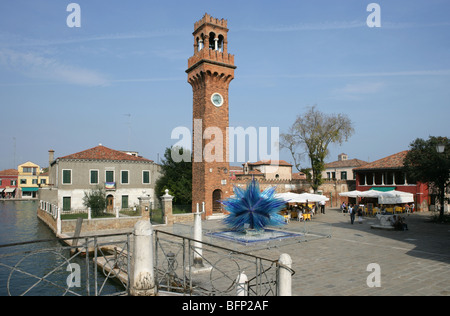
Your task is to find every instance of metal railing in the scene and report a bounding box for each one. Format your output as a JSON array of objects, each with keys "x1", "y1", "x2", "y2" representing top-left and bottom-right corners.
[
  {"x1": 1, "y1": 227, "x2": 297, "y2": 296},
  {"x1": 0, "y1": 233, "x2": 131, "y2": 296},
  {"x1": 154, "y1": 230, "x2": 295, "y2": 296}
]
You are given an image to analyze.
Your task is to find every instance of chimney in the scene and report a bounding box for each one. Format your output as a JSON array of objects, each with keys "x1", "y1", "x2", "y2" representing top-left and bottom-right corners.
[
  {"x1": 48, "y1": 150, "x2": 55, "y2": 186},
  {"x1": 49, "y1": 150, "x2": 55, "y2": 165},
  {"x1": 338, "y1": 153, "x2": 348, "y2": 161}
]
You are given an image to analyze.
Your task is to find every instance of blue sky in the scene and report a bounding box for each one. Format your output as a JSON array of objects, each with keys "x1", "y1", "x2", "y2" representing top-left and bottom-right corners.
[{"x1": 0, "y1": 0, "x2": 449, "y2": 171}]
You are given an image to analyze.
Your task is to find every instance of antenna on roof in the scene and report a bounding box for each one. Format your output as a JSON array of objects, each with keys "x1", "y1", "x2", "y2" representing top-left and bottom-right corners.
[
  {"x1": 124, "y1": 114, "x2": 131, "y2": 149},
  {"x1": 13, "y1": 137, "x2": 16, "y2": 168}
]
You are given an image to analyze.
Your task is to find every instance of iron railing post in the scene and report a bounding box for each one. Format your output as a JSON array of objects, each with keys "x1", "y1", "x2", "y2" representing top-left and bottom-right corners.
[
  {"x1": 126, "y1": 233, "x2": 131, "y2": 295},
  {"x1": 94, "y1": 236, "x2": 98, "y2": 296},
  {"x1": 85, "y1": 237, "x2": 90, "y2": 296}
]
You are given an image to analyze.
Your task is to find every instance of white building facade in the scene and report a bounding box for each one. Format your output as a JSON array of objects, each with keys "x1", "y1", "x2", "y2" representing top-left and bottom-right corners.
[{"x1": 40, "y1": 145, "x2": 161, "y2": 211}]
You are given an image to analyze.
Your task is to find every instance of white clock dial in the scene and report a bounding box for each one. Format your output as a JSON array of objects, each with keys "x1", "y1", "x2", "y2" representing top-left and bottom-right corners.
[{"x1": 211, "y1": 93, "x2": 224, "y2": 107}]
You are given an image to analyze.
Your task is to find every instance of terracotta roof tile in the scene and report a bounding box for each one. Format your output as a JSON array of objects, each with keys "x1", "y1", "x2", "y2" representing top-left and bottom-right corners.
[
  {"x1": 59, "y1": 145, "x2": 153, "y2": 163},
  {"x1": 325, "y1": 158, "x2": 368, "y2": 169},
  {"x1": 292, "y1": 172, "x2": 307, "y2": 180},
  {"x1": 245, "y1": 160, "x2": 292, "y2": 166},
  {"x1": 0, "y1": 169, "x2": 19, "y2": 176},
  {"x1": 232, "y1": 172, "x2": 264, "y2": 178},
  {"x1": 354, "y1": 151, "x2": 408, "y2": 170}
]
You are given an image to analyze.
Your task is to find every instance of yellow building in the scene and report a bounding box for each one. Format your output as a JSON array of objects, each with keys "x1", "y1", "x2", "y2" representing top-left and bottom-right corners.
[{"x1": 17, "y1": 161, "x2": 49, "y2": 199}]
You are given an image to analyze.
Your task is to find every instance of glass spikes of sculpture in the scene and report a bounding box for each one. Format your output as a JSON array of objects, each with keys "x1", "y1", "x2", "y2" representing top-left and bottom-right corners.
[{"x1": 220, "y1": 179, "x2": 286, "y2": 232}]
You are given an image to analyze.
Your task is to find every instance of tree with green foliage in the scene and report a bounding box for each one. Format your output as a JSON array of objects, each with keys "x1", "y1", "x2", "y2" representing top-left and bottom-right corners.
[
  {"x1": 403, "y1": 136, "x2": 450, "y2": 220},
  {"x1": 155, "y1": 146, "x2": 192, "y2": 205},
  {"x1": 281, "y1": 106, "x2": 354, "y2": 192},
  {"x1": 83, "y1": 185, "x2": 107, "y2": 217}
]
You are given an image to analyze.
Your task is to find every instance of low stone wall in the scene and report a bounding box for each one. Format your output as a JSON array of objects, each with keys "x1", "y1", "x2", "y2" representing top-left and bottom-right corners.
[
  {"x1": 38, "y1": 206, "x2": 196, "y2": 236},
  {"x1": 37, "y1": 207, "x2": 142, "y2": 235},
  {"x1": 60, "y1": 217, "x2": 141, "y2": 234},
  {"x1": 172, "y1": 213, "x2": 195, "y2": 224},
  {"x1": 37, "y1": 208, "x2": 58, "y2": 233}
]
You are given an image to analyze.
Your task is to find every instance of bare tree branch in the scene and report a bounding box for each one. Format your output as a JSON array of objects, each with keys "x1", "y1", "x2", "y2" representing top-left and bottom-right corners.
[{"x1": 281, "y1": 105, "x2": 354, "y2": 192}]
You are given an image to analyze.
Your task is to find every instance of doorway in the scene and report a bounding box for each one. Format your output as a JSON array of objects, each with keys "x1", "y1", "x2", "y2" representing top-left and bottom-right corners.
[
  {"x1": 107, "y1": 195, "x2": 114, "y2": 212},
  {"x1": 212, "y1": 189, "x2": 223, "y2": 213}
]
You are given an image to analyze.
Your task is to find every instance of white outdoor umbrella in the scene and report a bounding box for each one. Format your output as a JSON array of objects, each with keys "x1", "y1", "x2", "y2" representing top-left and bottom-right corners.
[
  {"x1": 275, "y1": 192, "x2": 304, "y2": 203},
  {"x1": 358, "y1": 190, "x2": 383, "y2": 198},
  {"x1": 276, "y1": 192, "x2": 329, "y2": 203},
  {"x1": 297, "y1": 193, "x2": 329, "y2": 202},
  {"x1": 339, "y1": 190, "x2": 362, "y2": 198},
  {"x1": 378, "y1": 190, "x2": 414, "y2": 204}
]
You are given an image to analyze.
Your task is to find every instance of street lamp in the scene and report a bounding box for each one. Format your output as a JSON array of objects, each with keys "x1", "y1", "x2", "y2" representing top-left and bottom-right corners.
[
  {"x1": 436, "y1": 142, "x2": 446, "y2": 219},
  {"x1": 436, "y1": 143, "x2": 445, "y2": 153}
]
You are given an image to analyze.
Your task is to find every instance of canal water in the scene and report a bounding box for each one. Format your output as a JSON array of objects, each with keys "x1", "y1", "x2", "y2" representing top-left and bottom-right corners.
[
  {"x1": 0, "y1": 200, "x2": 124, "y2": 296},
  {"x1": 0, "y1": 200, "x2": 55, "y2": 245}
]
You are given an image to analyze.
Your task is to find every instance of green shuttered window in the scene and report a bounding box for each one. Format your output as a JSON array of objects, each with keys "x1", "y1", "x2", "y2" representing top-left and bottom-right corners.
[{"x1": 62, "y1": 170, "x2": 71, "y2": 184}]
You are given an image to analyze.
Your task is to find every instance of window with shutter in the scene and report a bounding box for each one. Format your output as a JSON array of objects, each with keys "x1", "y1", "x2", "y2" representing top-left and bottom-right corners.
[
  {"x1": 62, "y1": 170, "x2": 72, "y2": 184},
  {"x1": 121, "y1": 171, "x2": 129, "y2": 184},
  {"x1": 90, "y1": 170, "x2": 98, "y2": 184},
  {"x1": 106, "y1": 171, "x2": 114, "y2": 183},
  {"x1": 122, "y1": 195, "x2": 128, "y2": 209},
  {"x1": 143, "y1": 171, "x2": 150, "y2": 184},
  {"x1": 63, "y1": 197, "x2": 71, "y2": 211}
]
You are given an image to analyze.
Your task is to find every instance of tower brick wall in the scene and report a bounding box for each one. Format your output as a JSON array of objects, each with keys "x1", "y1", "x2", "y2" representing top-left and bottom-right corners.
[{"x1": 187, "y1": 13, "x2": 236, "y2": 217}]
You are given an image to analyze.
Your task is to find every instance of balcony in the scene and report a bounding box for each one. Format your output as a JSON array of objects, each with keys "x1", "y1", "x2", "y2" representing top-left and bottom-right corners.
[{"x1": 105, "y1": 182, "x2": 116, "y2": 191}]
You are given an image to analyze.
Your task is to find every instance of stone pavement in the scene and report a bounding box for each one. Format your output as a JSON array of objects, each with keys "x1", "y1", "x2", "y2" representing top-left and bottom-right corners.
[
  {"x1": 245, "y1": 209, "x2": 450, "y2": 296},
  {"x1": 68, "y1": 209, "x2": 450, "y2": 296}
]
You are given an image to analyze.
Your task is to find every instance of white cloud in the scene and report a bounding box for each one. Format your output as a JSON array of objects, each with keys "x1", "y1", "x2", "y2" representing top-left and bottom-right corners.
[
  {"x1": 330, "y1": 70, "x2": 450, "y2": 78},
  {"x1": 111, "y1": 77, "x2": 184, "y2": 83},
  {"x1": 239, "y1": 20, "x2": 365, "y2": 32},
  {"x1": 238, "y1": 20, "x2": 450, "y2": 33},
  {"x1": 0, "y1": 49, "x2": 109, "y2": 86},
  {"x1": 337, "y1": 82, "x2": 384, "y2": 94},
  {"x1": 0, "y1": 29, "x2": 187, "y2": 48},
  {"x1": 331, "y1": 82, "x2": 384, "y2": 100},
  {"x1": 240, "y1": 69, "x2": 450, "y2": 81}
]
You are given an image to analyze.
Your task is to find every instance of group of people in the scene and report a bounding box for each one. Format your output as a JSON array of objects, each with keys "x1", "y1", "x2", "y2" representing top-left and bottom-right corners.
[
  {"x1": 343, "y1": 203, "x2": 364, "y2": 225},
  {"x1": 281, "y1": 200, "x2": 326, "y2": 221},
  {"x1": 340, "y1": 201, "x2": 409, "y2": 230},
  {"x1": 341, "y1": 202, "x2": 415, "y2": 215},
  {"x1": 392, "y1": 215, "x2": 409, "y2": 231}
]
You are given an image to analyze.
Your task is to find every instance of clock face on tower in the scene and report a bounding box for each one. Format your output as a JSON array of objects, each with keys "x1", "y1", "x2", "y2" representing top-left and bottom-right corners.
[{"x1": 211, "y1": 93, "x2": 224, "y2": 107}]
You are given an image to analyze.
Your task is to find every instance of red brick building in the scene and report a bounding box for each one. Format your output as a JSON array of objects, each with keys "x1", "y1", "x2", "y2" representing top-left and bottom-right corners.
[
  {"x1": 353, "y1": 151, "x2": 429, "y2": 211},
  {"x1": 187, "y1": 14, "x2": 236, "y2": 217},
  {"x1": 0, "y1": 169, "x2": 18, "y2": 198}
]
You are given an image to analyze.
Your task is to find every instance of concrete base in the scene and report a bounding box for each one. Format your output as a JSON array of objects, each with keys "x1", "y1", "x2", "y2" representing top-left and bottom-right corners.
[{"x1": 207, "y1": 213, "x2": 227, "y2": 220}]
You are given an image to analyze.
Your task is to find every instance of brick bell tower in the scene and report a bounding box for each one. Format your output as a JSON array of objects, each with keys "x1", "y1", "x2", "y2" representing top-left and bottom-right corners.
[{"x1": 186, "y1": 13, "x2": 236, "y2": 217}]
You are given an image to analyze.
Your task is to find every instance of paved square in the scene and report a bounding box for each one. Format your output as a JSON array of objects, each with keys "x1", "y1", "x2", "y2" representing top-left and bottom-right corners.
[{"x1": 244, "y1": 209, "x2": 450, "y2": 296}]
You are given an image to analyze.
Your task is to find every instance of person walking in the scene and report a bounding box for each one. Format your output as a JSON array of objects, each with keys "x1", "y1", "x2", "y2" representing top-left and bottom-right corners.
[
  {"x1": 357, "y1": 207, "x2": 363, "y2": 224},
  {"x1": 341, "y1": 202, "x2": 347, "y2": 213},
  {"x1": 349, "y1": 204, "x2": 355, "y2": 224},
  {"x1": 320, "y1": 200, "x2": 326, "y2": 214}
]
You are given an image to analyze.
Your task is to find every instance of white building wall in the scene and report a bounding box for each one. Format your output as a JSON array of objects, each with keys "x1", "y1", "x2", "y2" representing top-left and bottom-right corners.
[{"x1": 57, "y1": 188, "x2": 157, "y2": 210}]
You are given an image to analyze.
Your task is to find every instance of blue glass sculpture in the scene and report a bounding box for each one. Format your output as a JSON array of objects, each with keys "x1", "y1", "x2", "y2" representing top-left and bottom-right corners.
[{"x1": 220, "y1": 179, "x2": 286, "y2": 233}]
